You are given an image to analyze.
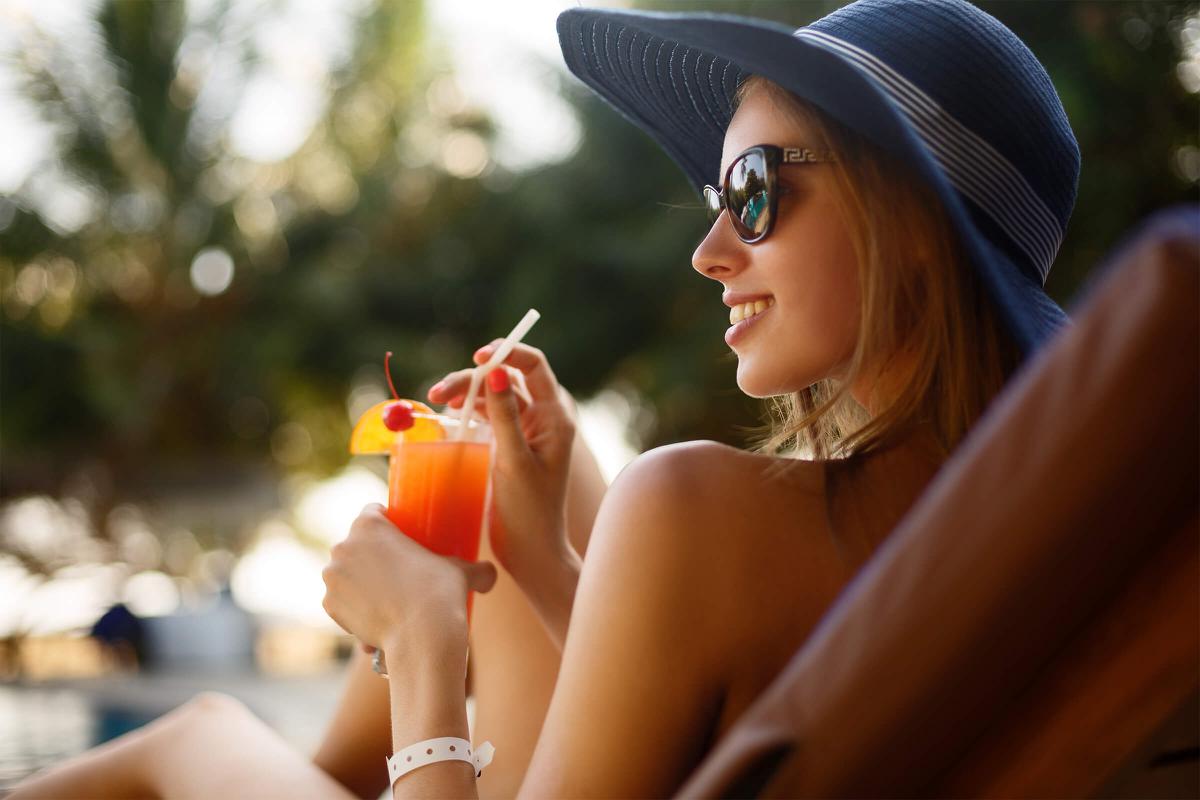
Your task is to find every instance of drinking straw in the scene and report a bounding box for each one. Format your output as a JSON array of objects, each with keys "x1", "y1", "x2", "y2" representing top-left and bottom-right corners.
[{"x1": 455, "y1": 309, "x2": 541, "y2": 441}]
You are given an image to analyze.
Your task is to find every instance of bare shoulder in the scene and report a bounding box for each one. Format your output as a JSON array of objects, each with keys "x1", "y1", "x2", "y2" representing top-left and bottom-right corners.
[
  {"x1": 615, "y1": 438, "x2": 820, "y2": 491},
  {"x1": 606, "y1": 442, "x2": 862, "y2": 735},
  {"x1": 590, "y1": 439, "x2": 829, "y2": 607},
  {"x1": 603, "y1": 439, "x2": 844, "y2": 632},
  {"x1": 609, "y1": 440, "x2": 826, "y2": 542}
]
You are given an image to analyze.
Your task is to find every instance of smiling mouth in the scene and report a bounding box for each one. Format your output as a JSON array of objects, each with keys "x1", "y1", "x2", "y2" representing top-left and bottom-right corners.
[{"x1": 728, "y1": 297, "x2": 775, "y2": 326}]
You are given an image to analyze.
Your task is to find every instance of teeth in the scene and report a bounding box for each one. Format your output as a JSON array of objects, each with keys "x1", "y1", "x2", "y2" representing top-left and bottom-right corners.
[{"x1": 728, "y1": 297, "x2": 774, "y2": 325}]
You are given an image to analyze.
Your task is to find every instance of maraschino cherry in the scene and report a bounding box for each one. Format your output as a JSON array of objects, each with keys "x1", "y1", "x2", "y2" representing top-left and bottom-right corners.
[
  {"x1": 383, "y1": 402, "x2": 414, "y2": 431},
  {"x1": 382, "y1": 351, "x2": 414, "y2": 432}
]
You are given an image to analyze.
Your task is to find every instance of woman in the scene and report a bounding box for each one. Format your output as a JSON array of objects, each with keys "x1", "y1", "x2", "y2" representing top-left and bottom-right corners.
[{"x1": 11, "y1": 0, "x2": 1079, "y2": 797}]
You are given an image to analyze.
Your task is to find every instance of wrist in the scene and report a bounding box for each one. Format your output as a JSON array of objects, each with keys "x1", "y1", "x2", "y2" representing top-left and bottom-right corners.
[
  {"x1": 384, "y1": 645, "x2": 468, "y2": 694},
  {"x1": 384, "y1": 649, "x2": 472, "y2": 768},
  {"x1": 511, "y1": 537, "x2": 580, "y2": 649},
  {"x1": 496, "y1": 509, "x2": 567, "y2": 580},
  {"x1": 511, "y1": 531, "x2": 578, "y2": 600},
  {"x1": 381, "y1": 622, "x2": 468, "y2": 675}
]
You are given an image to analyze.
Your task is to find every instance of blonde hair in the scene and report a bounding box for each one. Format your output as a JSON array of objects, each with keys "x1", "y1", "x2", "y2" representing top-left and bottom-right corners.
[{"x1": 735, "y1": 75, "x2": 1024, "y2": 463}]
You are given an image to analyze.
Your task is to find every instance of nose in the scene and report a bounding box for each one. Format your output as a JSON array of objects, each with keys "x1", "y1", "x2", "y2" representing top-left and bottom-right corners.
[{"x1": 691, "y1": 211, "x2": 748, "y2": 282}]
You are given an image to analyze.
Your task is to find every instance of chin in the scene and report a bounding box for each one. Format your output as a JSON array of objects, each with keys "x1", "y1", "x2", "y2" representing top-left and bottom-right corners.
[
  {"x1": 736, "y1": 362, "x2": 790, "y2": 399},
  {"x1": 737, "y1": 356, "x2": 829, "y2": 399}
]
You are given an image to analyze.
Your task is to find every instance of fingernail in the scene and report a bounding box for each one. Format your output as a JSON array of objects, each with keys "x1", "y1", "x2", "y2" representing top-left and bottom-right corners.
[
  {"x1": 429, "y1": 380, "x2": 446, "y2": 396},
  {"x1": 474, "y1": 346, "x2": 493, "y2": 361},
  {"x1": 487, "y1": 368, "x2": 509, "y2": 393}
]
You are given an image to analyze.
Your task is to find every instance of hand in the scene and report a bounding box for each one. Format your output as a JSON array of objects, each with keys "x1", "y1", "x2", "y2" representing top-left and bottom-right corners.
[
  {"x1": 321, "y1": 504, "x2": 498, "y2": 661},
  {"x1": 429, "y1": 342, "x2": 577, "y2": 586}
]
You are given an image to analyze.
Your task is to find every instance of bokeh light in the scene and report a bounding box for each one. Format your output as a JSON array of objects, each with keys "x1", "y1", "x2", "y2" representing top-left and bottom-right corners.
[{"x1": 189, "y1": 247, "x2": 235, "y2": 296}]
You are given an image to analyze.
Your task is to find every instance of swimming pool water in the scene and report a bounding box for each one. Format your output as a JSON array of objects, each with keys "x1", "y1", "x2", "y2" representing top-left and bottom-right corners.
[{"x1": 0, "y1": 684, "x2": 161, "y2": 790}]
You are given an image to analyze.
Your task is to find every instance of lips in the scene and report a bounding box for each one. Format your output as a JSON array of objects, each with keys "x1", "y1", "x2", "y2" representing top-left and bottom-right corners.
[{"x1": 724, "y1": 297, "x2": 774, "y2": 347}]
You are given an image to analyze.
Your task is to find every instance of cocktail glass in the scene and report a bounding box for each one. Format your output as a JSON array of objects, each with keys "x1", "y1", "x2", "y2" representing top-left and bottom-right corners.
[{"x1": 385, "y1": 415, "x2": 492, "y2": 622}]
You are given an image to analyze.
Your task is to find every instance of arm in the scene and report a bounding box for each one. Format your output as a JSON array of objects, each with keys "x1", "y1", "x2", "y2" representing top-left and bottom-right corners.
[
  {"x1": 502, "y1": 535, "x2": 581, "y2": 651},
  {"x1": 322, "y1": 505, "x2": 499, "y2": 800},
  {"x1": 560, "y1": 389, "x2": 608, "y2": 559},
  {"x1": 383, "y1": 642, "x2": 478, "y2": 799},
  {"x1": 516, "y1": 446, "x2": 731, "y2": 798},
  {"x1": 489, "y1": 392, "x2": 604, "y2": 650}
]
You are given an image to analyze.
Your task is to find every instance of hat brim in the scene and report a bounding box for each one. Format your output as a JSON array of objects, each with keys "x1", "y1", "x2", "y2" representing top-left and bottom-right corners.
[{"x1": 557, "y1": 8, "x2": 1070, "y2": 357}]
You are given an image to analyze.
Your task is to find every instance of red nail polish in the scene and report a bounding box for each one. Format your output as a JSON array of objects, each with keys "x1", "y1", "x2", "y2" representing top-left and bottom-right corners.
[{"x1": 487, "y1": 368, "x2": 509, "y2": 393}]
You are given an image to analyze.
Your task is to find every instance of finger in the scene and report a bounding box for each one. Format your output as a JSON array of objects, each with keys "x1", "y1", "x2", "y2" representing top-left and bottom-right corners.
[
  {"x1": 441, "y1": 367, "x2": 529, "y2": 412},
  {"x1": 472, "y1": 339, "x2": 505, "y2": 365},
  {"x1": 473, "y1": 342, "x2": 561, "y2": 402},
  {"x1": 484, "y1": 366, "x2": 530, "y2": 461},
  {"x1": 508, "y1": 370, "x2": 533, "y2": 406},
  {"x1": 427, "y1": 368, "x2": 477, "y2": 404},
  {"x1": 355, "y1": 503, "x2": 389, "y2": 531},
  {"x1": 455, "y1": 559, "x2": 498, "y2": 594},
  {"x1": 434, "y1": 367, "x2": 524, "y2": 402}
]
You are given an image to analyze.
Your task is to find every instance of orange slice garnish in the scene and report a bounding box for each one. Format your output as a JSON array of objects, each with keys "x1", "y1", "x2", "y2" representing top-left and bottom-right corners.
[{"x1": 349, "y1": 399, "x2": 444, "y2": 454}]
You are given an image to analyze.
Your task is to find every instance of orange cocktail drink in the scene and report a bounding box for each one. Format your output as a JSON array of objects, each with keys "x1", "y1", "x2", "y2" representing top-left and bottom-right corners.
[{"x1": 385, "y1": 418, "x2": 491, "y2": 620}]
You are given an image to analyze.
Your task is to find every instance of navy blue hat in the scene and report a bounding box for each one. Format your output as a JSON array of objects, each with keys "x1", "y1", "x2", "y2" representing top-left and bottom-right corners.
[{"x1": 557, "y1": 0, "x2": 1080, "y2": 358}]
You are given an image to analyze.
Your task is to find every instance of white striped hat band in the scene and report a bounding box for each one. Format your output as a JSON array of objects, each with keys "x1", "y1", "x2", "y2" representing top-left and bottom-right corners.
[{"x1": 795, "y1": 28, "x2": 1062, "y2": 284}]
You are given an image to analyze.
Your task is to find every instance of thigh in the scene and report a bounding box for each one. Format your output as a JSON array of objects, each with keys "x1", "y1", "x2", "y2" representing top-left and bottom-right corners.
[
  {"x1": 148, "y1": 693, "x2": 358, "y2": 800},
  {"x1": 312, "y1": 647, "x2": 393, "y2": 798}
]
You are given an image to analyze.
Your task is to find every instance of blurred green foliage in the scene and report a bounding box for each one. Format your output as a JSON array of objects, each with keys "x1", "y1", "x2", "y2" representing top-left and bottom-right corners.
[{"x1": 1, "y1": 0, "x2": 1196, "y2": 554}]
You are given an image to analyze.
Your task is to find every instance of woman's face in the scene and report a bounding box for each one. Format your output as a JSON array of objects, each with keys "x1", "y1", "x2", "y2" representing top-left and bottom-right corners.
[{"x1": 692, "y1": 86, "x2": 861, "y2": 399}]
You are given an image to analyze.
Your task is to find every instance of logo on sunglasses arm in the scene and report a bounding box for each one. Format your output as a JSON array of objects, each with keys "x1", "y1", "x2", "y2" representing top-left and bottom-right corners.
[{"x1": 782, "y1": 147, "x2": 836, "y2": 163}]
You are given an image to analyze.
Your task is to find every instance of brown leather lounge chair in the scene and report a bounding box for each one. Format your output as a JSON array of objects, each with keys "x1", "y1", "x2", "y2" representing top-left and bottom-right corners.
[{"x1": 677, "y1": 205, "x2": 1200, "y2": 799}]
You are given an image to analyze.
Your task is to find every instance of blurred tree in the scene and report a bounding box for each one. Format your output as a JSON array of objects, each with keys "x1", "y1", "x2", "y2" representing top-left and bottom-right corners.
[{"x1": 0, "y1": 0, "x2": 443, "y2": 563}]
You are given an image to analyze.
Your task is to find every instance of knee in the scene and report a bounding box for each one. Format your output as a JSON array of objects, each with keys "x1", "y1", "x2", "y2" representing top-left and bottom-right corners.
[
  {"x1": 184, "y1": 691, "x2": 250, "y2": 718},
  {"x1": 102, "y1": 692, "x2": 251, "y2": 757},
  {"x1": 159, "y1": 691, "x2": 254, "y2": 731},
  {"x1": 148, "y1": 691, "x2": 263, "y2": 743}
]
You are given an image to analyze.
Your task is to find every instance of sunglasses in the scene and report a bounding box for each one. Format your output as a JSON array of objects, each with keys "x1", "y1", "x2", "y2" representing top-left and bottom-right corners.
[{"x1": 703, "y1": 145, "x2": 837, "y2": 243}]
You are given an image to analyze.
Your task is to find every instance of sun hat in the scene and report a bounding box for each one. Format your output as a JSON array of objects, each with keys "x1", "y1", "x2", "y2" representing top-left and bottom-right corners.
[{"x1": 556, "y1": 0, "x2": 1080, "y2": 358}]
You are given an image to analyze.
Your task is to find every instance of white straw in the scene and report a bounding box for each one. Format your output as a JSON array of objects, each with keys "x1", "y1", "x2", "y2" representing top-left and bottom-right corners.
[{"x1": 455, "y1": 309, "x2": 541, "y2": 440}]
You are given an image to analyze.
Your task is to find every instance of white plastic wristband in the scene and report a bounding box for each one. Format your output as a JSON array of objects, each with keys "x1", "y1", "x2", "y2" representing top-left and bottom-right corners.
[{"x1": 386, "y1": 737, "x2": 495, "y2": 784}]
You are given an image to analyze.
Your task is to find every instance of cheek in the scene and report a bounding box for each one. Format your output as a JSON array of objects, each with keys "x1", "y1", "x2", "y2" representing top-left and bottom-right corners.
[
  {"x1": 809, "y1": 247, "x2": 860, "y2": 355},
  {"x1": 738, "y1": 214, "x2": 861, "y2": 395},
  {"x1": 781, "y1": 215, "x2": 860, "y2": 357},
  {"x1": 770, "y1": 276, "x2": 858, "y2": 394}
]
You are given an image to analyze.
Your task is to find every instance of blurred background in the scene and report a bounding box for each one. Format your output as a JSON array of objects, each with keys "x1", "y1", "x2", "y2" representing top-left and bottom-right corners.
[{"x1": 0, "y1": 0, "x2": 1196, "y2": 789}]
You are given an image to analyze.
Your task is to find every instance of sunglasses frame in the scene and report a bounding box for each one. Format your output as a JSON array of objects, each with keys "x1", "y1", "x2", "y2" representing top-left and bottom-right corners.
[{"x1": 703, "y1": 144, "x2": 837, "y2": 244}]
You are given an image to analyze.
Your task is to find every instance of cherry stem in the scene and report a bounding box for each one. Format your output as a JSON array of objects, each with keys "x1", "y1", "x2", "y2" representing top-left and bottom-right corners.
[{"x1": 384, "y1": 351, "x2": 400, "y2": 400}]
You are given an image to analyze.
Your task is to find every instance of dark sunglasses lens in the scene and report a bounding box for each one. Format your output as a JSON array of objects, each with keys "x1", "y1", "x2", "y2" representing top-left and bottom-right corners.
[
  {"x1": 703, "y1": 186, "x2": 722, "y2": 226},
  {"x1": 726, "y1": 150, "x2": 771, "y2": 241}
]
